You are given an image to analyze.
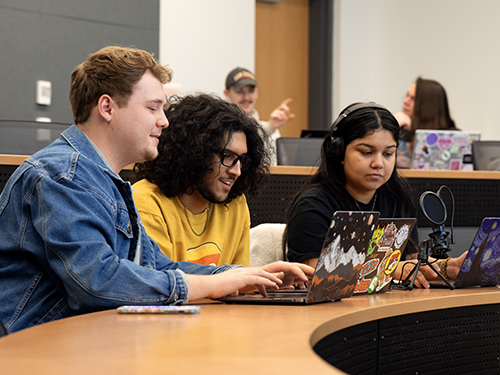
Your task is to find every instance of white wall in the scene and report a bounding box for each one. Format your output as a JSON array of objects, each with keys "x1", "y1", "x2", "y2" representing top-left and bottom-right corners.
[
  {"x1": 334, "y1": 0, "x2": 500, "y2": 140},
  {"x1": 159, "y1": 0, "x2": 500, "y2": 140},
  {"x1": 159, "y1": 0, "x2": 255, "y2": 97}
]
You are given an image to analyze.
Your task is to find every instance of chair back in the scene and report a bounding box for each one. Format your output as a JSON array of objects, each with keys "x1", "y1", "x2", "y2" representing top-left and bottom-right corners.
[
  {"x1": 276, "y1": 137, "x2": 323, "y2": 166},
  {"x1": 472, "y1": 141, "x2": 500, "y2": 171},
  {"x1": 249, "y1": 223, "x2": 286, "y2": 267}
]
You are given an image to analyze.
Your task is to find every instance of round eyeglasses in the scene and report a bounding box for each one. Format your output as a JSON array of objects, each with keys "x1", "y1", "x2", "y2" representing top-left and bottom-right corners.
[{"x1": 220, "y1": 150, "x2": 252, "y2": 171}]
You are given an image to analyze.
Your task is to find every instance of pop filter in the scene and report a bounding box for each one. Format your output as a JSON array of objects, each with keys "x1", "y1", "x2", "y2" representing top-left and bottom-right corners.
[
  {"x1": 419, "y1": 191, "x2": 446, "y2": 231},
  {"x1": 418, "y1": 187, "x2": 455, "y2": 259}
]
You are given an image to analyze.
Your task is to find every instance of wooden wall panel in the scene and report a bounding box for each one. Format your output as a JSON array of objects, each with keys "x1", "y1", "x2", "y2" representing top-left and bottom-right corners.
[{"x1": 255, "y1": 0, "x2": 309, "y2": 137}]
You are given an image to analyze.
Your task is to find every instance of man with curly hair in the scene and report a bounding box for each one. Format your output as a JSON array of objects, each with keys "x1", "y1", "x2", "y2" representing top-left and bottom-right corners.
[{"x1": 133, "y1": 93, "x2": 269, "y2": 266}]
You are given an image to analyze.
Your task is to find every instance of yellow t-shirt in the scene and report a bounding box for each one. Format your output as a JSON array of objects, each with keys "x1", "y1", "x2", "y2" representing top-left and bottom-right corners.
[{"x1": 132, "y1": 179, "x2": 250, "y2": 266}]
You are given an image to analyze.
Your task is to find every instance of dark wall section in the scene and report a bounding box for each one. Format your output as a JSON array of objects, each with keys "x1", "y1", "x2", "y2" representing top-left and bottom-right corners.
[
  {"x1": 308, "y1": 0, "x2": 333, "y2": 130},
  {"x1": 0, "y1": 0, "x2": 159, "y2": 124}
]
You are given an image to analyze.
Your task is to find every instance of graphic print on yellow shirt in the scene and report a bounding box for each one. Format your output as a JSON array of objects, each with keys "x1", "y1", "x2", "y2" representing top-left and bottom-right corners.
[{"x1": 186, "y1": 242, "x2": 221, "y2": 265}]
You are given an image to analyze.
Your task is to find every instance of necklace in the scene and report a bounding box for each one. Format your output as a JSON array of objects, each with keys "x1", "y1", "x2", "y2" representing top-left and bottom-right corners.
[
  {"x1": 354, "y1": 192, "x2": 377, "y2": 211},
  {"x1": 184, "y1": 204, "x2": 211, "y2": 237}
]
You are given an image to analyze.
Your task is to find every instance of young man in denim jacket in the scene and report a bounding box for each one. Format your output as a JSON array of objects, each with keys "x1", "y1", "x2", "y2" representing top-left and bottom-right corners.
[{"x1": 0, "y1": 46, "x2": 312, "y2": 333}]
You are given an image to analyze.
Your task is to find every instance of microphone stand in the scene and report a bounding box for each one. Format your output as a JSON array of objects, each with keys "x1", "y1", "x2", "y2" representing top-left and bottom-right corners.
[
  {"x1": 399, "y1": 231, "x2": 454, "y2": 290},
  {"x1": 392, "y1": 185, "x2": 456, "y2": 291}
]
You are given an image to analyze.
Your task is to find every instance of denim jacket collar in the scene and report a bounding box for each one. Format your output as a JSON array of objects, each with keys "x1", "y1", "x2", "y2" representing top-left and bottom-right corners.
[{"x1": 62, "y1": 125, "x2": 121, "y2": 180}]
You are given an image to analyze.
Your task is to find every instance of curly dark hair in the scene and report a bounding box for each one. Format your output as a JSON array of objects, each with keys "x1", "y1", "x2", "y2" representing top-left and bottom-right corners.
[{"x1": 134, "y1": 93, "x2": 270, "y2": 202}]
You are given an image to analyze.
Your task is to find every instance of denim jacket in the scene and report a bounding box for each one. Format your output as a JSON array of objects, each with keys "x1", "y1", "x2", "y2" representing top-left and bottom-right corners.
[{"x1": 0, "y1": 125, "x2": 234, "y2": 332}]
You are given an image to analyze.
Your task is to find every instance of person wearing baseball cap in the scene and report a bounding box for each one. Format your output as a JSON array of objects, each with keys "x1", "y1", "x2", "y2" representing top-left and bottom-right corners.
[{"x1": 224, "y1": 67, "x2": 295, "y2": 165}]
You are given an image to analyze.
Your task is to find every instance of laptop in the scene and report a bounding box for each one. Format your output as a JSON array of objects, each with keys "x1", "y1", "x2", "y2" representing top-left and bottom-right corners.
[
  {"x1": 300, "y1": 129, "x2": 328, "y2": 138},
  {"x1": 220, "y1": 211, "x2": 380, "y2": 305},
  {"x1": 435, "y1": 217, "x2": 500, "y2": 288},
  {"x1": 354, "y1": 218, "x2": 416, "y2": 295},
  {"x1": 411, "y1": 130, "x2": 481, "y2": 171}
]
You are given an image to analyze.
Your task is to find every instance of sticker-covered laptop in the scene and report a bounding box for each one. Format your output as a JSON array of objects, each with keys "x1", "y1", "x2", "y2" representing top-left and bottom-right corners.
[
  {"x1": 433, "y1": 217, "x2": 500, "y2": 288},
  {"x1": 411, "y1": 130, "x2": 480, "y2": 171},
  {"x1": 354, "y1": 218, "x2": 416, "y2": 295},
  {"x1": 220, "y1": 211, "x2": 379, "y2": 305}
]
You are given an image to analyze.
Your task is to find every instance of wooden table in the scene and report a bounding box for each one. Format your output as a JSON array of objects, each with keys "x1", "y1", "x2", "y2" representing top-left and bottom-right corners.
[
  {"x1": 2, "y1": 287, "x2": 500, "y2": 375},
  {"x1": 3, "y1": 155, "x2": 500, "y2": 178},
  {"x1": 263, "y1": 165, "x2": 500, "y2": 179}
]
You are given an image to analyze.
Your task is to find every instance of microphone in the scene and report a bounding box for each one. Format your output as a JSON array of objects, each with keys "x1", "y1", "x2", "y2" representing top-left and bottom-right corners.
[
  {"x1": 419, "y1": 186, "x2": 455, "y2": 259},
  {"x1": 394, "y1": 185, "x2": 457, "y2": 290}
]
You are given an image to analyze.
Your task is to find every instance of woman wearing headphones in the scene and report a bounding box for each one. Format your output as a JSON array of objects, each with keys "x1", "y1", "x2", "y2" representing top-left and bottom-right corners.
[{"x1": 283, "y1": 103, "x2": 466, "y2": 288}]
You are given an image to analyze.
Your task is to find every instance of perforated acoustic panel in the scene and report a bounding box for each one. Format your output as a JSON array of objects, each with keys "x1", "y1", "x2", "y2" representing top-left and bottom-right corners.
[
  {"x1": 0, "y1": 165, "x2": 18, "y2": 192},
  {"x1": 408, "y1": 178, "x2": 500, "y2": 228},
  {"x1": 246, "y1": 174, "x2": 500, "y2": 228},
  {"x1": 246, "y1": 174, "x2": 309, "y2": 226},
  {"x1": 314, "y1": 303, "x2": 500, "y2": 375}
]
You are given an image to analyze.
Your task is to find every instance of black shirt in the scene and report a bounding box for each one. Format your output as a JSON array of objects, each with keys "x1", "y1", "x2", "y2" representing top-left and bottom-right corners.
[{"x1": 286, "y1": 185, "x2": 419, "y2": 263}]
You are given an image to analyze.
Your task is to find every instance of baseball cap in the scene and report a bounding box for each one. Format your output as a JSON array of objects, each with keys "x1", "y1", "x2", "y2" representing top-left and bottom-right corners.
[{"x1": 225, "y1": 67, "x2": 258, "y2": 90}]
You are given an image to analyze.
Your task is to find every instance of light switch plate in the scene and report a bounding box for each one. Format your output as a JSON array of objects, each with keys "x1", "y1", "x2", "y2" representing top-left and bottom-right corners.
[{"x1": 36, "y1": 80, "x2": 52, "y2": 106}]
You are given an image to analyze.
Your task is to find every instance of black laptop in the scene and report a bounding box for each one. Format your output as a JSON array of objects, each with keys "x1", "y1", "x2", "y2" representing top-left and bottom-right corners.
[{"x1": 300, "y1": 129, "x2": 328, "y2": 138}]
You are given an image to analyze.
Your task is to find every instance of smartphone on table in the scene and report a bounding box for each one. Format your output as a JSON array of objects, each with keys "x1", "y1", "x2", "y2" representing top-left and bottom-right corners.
[{"x1": 117, "y1": 305, "x2": 201, "y2": 314}]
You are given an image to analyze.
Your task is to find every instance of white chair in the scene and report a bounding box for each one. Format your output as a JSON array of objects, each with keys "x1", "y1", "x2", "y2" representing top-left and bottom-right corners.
[{"x1": 249, "y1": 223, "x2": 286, "y2": 267}]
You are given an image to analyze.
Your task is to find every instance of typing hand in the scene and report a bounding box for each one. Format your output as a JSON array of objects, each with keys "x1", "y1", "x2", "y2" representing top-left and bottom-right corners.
[{"x1": 394, "y1": 260, "x2": 437, "y2": 289}]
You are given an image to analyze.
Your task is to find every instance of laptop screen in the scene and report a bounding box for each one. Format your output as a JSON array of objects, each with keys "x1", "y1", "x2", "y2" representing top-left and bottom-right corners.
[
  {"x1": 454, "y1": 217, "x2": 500, "y2": 288},
  {"x1": 411, "y1": 130, "x2": 480, "y2": 170}
]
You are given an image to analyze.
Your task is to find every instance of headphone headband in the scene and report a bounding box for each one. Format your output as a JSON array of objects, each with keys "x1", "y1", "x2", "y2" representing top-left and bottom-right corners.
[
  {"x1": 330, "y1": 102, "x2": 388, "y2": 133},
  {"x1": 328, "y1": 102, "x2": 389, "y2": 161}
]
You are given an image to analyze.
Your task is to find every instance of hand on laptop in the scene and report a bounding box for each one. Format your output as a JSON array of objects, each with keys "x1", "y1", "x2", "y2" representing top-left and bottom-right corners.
[
  {"x1": 435, "y1": 251, "x2": 468, "y2": 280},
  {"x1": 395, "y1": 251, "x2": 469, "y2": 288},
  {"x1": 260, "y1": 261, "x2": 314, "y2": 291},
  {"x1": 187, "y1": 261, "x2": 314, "y2": 300},
  {"x1": 394, "y1": 260, "x2": 438, "y2": 289}
]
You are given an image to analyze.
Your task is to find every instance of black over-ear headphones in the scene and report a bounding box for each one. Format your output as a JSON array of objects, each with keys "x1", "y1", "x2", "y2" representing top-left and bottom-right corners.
[{"x1": 328, "y1": 102, "x2": 388, "y2": 160}]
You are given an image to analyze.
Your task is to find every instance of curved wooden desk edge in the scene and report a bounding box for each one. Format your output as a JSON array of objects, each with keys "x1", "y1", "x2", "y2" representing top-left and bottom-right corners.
[
  {"x1": 1, "y1": 288, "x2": 500, "y2": 375},
  {"x1": 309, "y1": 287, "x2": 500, "y2": 347}
]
